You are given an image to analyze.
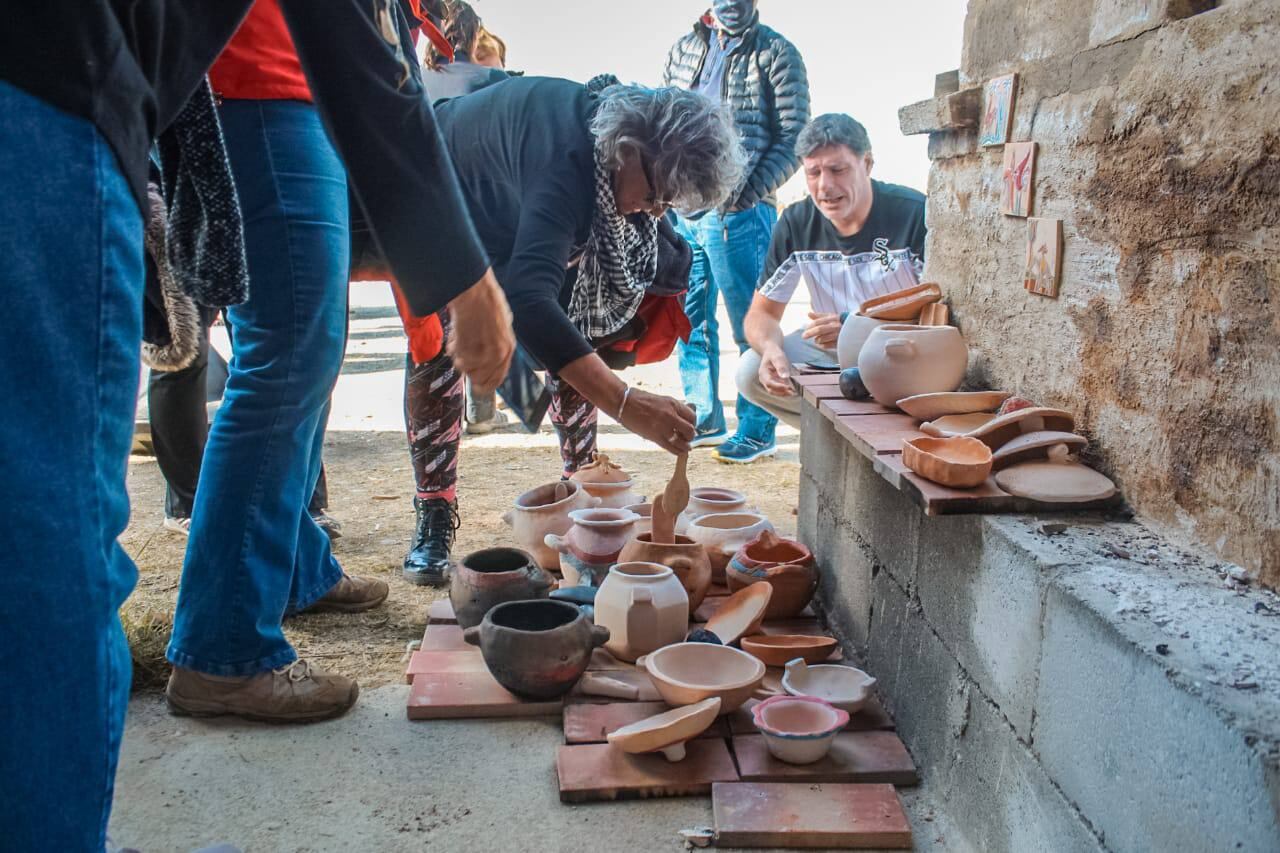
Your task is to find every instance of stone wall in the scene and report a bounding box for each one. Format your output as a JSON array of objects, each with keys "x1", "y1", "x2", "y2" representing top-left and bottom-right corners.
[{"x1": 907, "y1": 0, "x2": 1279, "y2": 585}]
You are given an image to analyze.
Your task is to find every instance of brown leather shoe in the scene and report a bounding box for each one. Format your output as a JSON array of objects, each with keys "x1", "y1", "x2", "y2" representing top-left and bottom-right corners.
[
  {"x1": 166, "y1": 660, "x2": 358, "y2": 723},
  {"x1": 305, "y1": 574, "x2": 389, "y2": 614}
]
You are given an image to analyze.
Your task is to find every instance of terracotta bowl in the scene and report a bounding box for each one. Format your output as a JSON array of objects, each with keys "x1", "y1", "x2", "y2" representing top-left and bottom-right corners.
[
  {"x1": 638, "y1": 642, "x2": 766, "y2": 713},
  {"x1": 741, "y1": 635, "x2": 838, "y2": 667},
  {"x1": 859, "y1": 282, "x2": 943, "y2": 321},
  {"x1": 781, "y1": 659, "x2": 877, "y2": 714},
  {"x1": 704, "y1": 583, "x2": 773, "y2": 646},
  {"x1": 606, "y1": 697, "x2": 722, "y2": 762},
  {"x1": 751, "y1": 694, "x2": 849, "y2": 765},
  {"x1": 902, "y1": 436, "x2": 994, "y2": 489}
]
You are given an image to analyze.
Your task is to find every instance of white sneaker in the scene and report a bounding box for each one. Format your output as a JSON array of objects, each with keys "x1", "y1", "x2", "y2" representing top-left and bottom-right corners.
[
  {"x1": 465, "y1": 408, "x2": 511, "y2": 435},
  {"x1": 163, "y1": 516, "x2": 192, "y2": 537}
]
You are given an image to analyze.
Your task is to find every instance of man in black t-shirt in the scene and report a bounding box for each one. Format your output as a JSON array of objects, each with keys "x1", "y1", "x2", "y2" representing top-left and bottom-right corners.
[{"x1": 737, "y1": 114, "x2": 927, "y2": 432}]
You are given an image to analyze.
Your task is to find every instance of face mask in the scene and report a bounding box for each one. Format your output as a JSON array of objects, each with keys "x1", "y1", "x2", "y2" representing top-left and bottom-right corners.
[{"x1": 712, "y1": 0, "x2": 755, "y2": 34}]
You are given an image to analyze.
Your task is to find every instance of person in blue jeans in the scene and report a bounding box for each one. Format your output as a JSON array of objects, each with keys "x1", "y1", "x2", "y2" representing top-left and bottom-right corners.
[{"x1": 663, "y1": 0, "x2": 810, "y2": 463}]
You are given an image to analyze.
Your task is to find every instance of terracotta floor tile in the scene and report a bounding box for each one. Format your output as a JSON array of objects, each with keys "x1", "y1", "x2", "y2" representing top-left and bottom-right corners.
[
  {"x1": 563, "y1": 701, "x2": 729, "y2": 744},
  {"x1": 421, "y1": 623, "x2": 475, "y2": 653},
  {"x1": 727, "y1": 696, "x2": 895, "y2": 735},
  {"x1": 427, "y1": 599, "x2": 457, "y2": 624},
  {"x1": 403, "y1": 650, "x2": 489, "y2": 684},
  {"x1": 406, "y1": 670, "x2": 562, "y2": 720},
  {"x1": 731, "y1": 732, "x2": 917, "y2": 785},
  {"x1": 556, "y1": 740, "x2": 738, "y2": 802},
  {"x1": 712, "y1": 782, "x2": 911, "y2": 848}
]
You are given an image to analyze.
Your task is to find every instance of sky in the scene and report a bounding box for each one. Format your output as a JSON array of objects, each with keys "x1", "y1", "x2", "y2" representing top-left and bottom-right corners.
[{"x1": 467, "y1": 0, "x2": 968, "y2": 199}]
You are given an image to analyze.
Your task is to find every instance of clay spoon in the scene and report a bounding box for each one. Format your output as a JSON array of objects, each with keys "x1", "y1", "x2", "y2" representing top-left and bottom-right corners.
[
  {"x1": 663, "y1": 453, "x2": 690, "y2": 520},
  {"x1": 651, "y1": 494, "x2": 675, "y2": 545}
]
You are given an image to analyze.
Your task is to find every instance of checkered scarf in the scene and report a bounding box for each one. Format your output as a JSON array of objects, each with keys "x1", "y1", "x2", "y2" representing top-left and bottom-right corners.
[{"x1": 568, "y1": 146, "x2": 659, "y2": 340}]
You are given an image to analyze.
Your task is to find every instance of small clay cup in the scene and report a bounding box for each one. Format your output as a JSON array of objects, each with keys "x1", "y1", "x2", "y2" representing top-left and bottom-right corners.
[{"x1": 463, "y1": 599, "x2": 609, "y2": 700}]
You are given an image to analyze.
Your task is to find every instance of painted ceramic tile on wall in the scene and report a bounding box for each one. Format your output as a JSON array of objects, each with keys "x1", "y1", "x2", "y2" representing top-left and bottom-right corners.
[
  {"x1": 979, "y1": 73, "x2": 1017, "y2": 146},
  {"x1": 1001, "y1": 141, "x2": 1036, "y2": 217},
  {"x1": 1024, "y1": 217, "x2": 1062, "y2": 298}
]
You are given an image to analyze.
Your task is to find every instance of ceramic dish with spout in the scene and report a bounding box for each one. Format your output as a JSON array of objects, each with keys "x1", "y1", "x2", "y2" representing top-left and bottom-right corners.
[{"x1": 781, "y1": 659, "x2": 877, "y2": 714}]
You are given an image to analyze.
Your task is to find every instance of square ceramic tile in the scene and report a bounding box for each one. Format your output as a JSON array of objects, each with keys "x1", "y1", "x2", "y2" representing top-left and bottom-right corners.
[
  {"x1": 732, "y1": 732, "x2": 918, "y2": 785},
  {"x1": 421, "y1": 623, "x2": 474, "y2": 653},
  {"x1": 556, "y1": 740, "x2": 738, "y2": 802},
  {"x1": 979, "y1": 73, "x2": 1017, "y2": 146},
  {"x1": 403, "y1": 650, "x2": 488, "y2": 684},
  {"x1": 1024, "y1": 217, "x2": 1063, "y2": 297},
  {"x1": 563, "y1": 701, "x2": 730, "y2": 744},
  {"x1": 427, "y1": 599, "x2": 456, "y2": 624},
  {"x1": 1001, "y1": 141, "x2": 1037, "y2": 217},
  {"x1": 713, "y1": 782, "x2": 912, "y2": 848},
  {"x1": 406, "y1": 670, "x2": 562, "y2": 720}
]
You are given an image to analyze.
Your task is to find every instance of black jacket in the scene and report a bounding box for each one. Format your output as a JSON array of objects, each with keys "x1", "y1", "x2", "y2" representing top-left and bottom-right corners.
[{"x1": 663, "y1": 12, "x2": 810, "y2": 212}]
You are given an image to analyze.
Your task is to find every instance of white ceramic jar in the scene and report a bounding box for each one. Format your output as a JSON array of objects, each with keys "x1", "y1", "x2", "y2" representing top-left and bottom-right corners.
[
  {"x1": 594, "y1": 562, "x2": 690, "y2": 662},
  {"x1": 836, "y1": 314, "x2": 890, "y2": 370},
  {"x1": 857, "y1": 324, "x2": 968, "y2": 407}
]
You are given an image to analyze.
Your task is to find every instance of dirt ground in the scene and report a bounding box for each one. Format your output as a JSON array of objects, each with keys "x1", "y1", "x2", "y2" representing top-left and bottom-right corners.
[{"x1": 121, "y1": 426, "x2": 800, "y2": 691}]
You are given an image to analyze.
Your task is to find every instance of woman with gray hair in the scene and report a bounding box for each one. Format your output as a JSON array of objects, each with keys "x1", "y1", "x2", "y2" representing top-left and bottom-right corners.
[{"x1": 396, "y1": 75, "x2": 745, "y2": 585}]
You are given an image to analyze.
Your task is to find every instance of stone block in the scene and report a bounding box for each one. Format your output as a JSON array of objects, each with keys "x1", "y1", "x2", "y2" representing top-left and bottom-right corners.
[
  {"x1": 799, "y1": 405, "x2": 847, "y2": 505},
  {"x1": 842, "y1": 453, "x2": 919, "y2": 588},
  {"x1": 1034, "y1": 583, "x2": 1280, "y2": 852},
  {"x1": 1088, "y1": 0, "x2": 1219, "y2": 47},
  {"x1": 817, "y1": 504, "x2": 874, "y2": 650},
  {"x1": 899, "y1": 88, "x2": 982, "y2": 136}
]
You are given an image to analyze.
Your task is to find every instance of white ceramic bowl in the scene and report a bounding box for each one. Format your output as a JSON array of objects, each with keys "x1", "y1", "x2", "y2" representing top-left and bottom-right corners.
[
  {"x1": 781, "y1": 659, "x2": 877, "y2": 714},
  {"x1": 751, "y1": 694, "x2": 849, "y2": 764}
]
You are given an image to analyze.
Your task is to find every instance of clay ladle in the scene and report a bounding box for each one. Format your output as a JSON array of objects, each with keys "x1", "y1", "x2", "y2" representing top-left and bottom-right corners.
[
  {"x1": 663, "y1": 453, "x2": 690, "y2": 520},
  {"x1": 650, "y1": 494, "x2": 675, "y2": 545}
]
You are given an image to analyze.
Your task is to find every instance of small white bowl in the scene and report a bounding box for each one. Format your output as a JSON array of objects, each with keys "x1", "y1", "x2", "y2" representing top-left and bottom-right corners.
[
  {"x1": 751, "y1": 694, "x2": 849, "y2": 764},
  {"x1": 781, "y1": 659, "x2": 877, "y2": 714}
]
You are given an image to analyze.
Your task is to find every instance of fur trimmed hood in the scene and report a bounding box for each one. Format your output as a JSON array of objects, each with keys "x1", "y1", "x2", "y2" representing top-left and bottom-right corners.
[{"x1": 141, "y1": 186, "x2": 202, "y2": 372}]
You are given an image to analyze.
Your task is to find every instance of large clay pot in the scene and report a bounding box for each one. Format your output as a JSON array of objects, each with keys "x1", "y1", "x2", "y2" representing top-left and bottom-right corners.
[
  {"x1": 726, "y1": 530, "x2": 819, "y2": 620},
  {"x1": 594, "y1": 562, "x2": 689, "y2": 662},
  {"x1": 544, "y1": 507, "x2": 639, "y2": 586},
  {"x1": 675, "y1": 487, "x2": 751, "y2": 535},
  {"x1": 449, "y1": 547, "x2": 554, "y2": 630},
  {"x1": 463, "y1": 599, "x2": 609, "y2": 699},
  {"x1": 503, "y1": 481, "x2": 599, "y2": 571},
  {"x1": 686, "y1": 512, "x2": 775, "y2": 581},
  {"x1": 836, "y1": 314, "x2": 890, "y2": 370},
  {"x1": 857, "y1": 324, "x2": 968, "y2": 407},
  {"x1": 570, "y1": 451, "x2": 644, "y2": 509},
  {"x1": 618, "y1": 533, "x2": 713, "y2": 615}
]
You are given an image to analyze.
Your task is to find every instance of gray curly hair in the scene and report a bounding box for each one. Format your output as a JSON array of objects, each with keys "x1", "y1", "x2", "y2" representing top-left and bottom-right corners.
[{"x1": 590, "y1": 85, "x2": 746, "y2": 214}]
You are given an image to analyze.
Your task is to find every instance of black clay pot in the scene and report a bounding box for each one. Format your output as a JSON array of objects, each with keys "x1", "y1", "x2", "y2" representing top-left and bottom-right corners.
[
  {"x1": 463, "y1": 599, "x2": 610, "y2": 699},
  {"x1": 839, "y1": 367, "x2": 870, "y2": 401},
  {"x1": 449, "y1": 547, "x2": 554, "y2": 630}
]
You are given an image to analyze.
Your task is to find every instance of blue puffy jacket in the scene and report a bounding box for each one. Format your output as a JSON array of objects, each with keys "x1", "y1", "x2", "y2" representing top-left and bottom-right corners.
[{"x1": 662, "y1": 12, "x2": 810, "y2": 212}]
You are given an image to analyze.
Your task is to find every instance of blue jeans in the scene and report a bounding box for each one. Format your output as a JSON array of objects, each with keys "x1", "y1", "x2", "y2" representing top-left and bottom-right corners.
[
  {"x1": 0, "y1": 81, "x2": 142, "y2": 851},
  {"x1": 168, "y1": 101, "x2": 350, "y2": 677},
  {"x1": 676, "y1": 203, "x2": 778, "y2": 443}
]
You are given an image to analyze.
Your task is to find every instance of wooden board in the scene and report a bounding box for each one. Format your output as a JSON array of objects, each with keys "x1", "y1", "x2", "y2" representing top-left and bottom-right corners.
[
  {"x1": 731, "y1": 732, "x2": 918, "y2": 786},
  {"x1": 406, "y1": 670, "x2": 562, "y2": 720},
  {"x1": 556, "y1": 740, "x2": 739, "y2": 802},
  {"x1": 727, "y1": 696, "x2": 894, "y2": 736},
  {"x1": 427, "y1": 599, "x2": 457, "y2": 625},
  {"x1": 833, "y1": 414, "x2": 925, "y2": 459},
  {"x1": 563, "y1": 700, "x2": 729, "y2": 744},
  {"x1": 713, "y1": 782, "x2": 912, "y2": 849},
  {"x1": 819, "y1": 397, "x2": 898, "y2": 418}
]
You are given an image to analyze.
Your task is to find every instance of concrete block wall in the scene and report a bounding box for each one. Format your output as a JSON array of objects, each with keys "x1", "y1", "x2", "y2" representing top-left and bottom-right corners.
[
  {"x1": 799, "y1": 411, "x2": 1280, "y2": 852},
  {"x1": 910, "y1": 0, "x2": 1280, "y2": 587}
]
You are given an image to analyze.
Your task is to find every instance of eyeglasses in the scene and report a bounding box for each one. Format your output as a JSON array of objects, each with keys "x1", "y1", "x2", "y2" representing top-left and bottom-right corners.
[{"x1": 639, "y1": 155, "x2": 675, "y2": 214}]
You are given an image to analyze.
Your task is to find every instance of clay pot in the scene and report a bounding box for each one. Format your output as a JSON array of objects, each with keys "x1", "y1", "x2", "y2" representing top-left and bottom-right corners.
[
  {"x1": 857, "y1": 324, "x2": 968, "y2": 408},
  {"x1": 449, "y1": 547, "x2": 554, "y2": 630},
  {"x1": 725, "y1": 529, "x2": 819, "y2": 620},
  {"x1": 741, "y1": 634, "x2": 838, "y2": 667},
  {"x1": 751, "y1": 695, "x2": 849, "y2": 765},
  {"x1": 607, "y1": 697, "x2": 722, "y2": 762},
  {"x1": 705, "y1": 583, "x2": 773, "y2": 646},
  {"x1": 503, "y1": 481, "x2": 600, "y2": 571},
  {"x1": 781, "y1": 659, "x2": 877, "y2": 714},
  {"x1": 624, "y1": 502, "x2": 654, "y2": 538},
  {"x1": 463, "y1": 599, "x2": 609, "y2": 699},
  {"x1": 544, "y1": 507, "x2": 639, "y2": 586},
  {"x1": 836, "y1": 314, "x2": 889, "y2": 369},
  {"x1": 859, "y1": 282, "x2": 943, "y2": 321},
  {"x1": 674, "y1": 487, "x2": 750, "y2": 534},
  {"x1": 685, "y1": 511, "x2": 775, "y2": 579},
  {"x1": 594, "y1": 562, "x2": 690, "y2": 662},
  {"x1": 570, "y1": 451, "x2": 643, "y2": 509},
  {"x1": 901, "y1": 436, "x2": 994, "y2": 489},
  {"x1": 618, "y1": 533, "x2": 713, "y2": 615},
  {"x1": 638, "y1": 642, "x2": 766, "y2": 713}
]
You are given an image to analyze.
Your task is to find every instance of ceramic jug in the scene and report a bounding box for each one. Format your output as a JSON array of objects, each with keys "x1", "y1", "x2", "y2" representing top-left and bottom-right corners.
[
  {"x1": 463, "y1": 599, "x2": 609, "y2": 699},
  {"x1": 726, "y1": 529, "x2": 819, "y2": 620},
  {"x1": 449, "y1": 547, "x2": 554, "y2": 630},
  {"x1": 594, "y1": 562, "x2": 690, "y2": 662},
  {"x1": 544, "y1": 507, "x2": 640, "y2": 586},
  {"x1": 617, "y1": 533, "x2": 713, "y2": 615},
  {"x1": 685, "y1": 511, "x2": 775, "y2": 579},
  {"x1": 857, "y1": 324, "x2": 968, "y2": 407},
  {"x1": 836, "y1": 314, "x2": 890, "y2": 369},
  {"x1": 503, "y1": 480, "x2": 600, "y2": 571}
]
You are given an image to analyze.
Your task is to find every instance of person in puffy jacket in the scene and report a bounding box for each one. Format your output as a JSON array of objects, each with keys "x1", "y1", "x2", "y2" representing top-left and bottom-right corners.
[{"x1": 662, "y1": 0, "x2": 810, "y2": 464}]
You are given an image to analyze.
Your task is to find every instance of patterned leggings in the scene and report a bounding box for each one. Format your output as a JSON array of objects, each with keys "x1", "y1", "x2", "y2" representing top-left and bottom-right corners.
[{"x1": 405, "y1": 314, "x2": 597, "y2": 501}]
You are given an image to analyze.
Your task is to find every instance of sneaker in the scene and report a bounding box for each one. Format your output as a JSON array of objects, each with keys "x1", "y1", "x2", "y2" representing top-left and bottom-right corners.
[
  {"x1": 163, "y1": 516, "x2": 192, "y2": 536},
  {"x1": 304, "y1": 574, "x2": 389, "y2": 614},
  {"x1": 311, "y1": 511, "x2": 343, "y2": 540},
  {"x1": 689, "y1": 428, "x2": 728, "y2": 448},
  {"x1": 464, "y1": 407, "x2": 510, "y2": 435},
  {"x1": 713, "y1": 435, "x2": 777, "y2": 464},
  {"x1": 165, "y1": 659, "x2": 358, "y2": 723},
  {"x1": 403, "y1": 497, "x2": 459, "y2": 586}
]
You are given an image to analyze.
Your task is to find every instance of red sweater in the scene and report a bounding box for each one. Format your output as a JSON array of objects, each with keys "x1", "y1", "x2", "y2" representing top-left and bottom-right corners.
[{"x1": 209, "y1": 0, "x2": 312, "y2": 102}]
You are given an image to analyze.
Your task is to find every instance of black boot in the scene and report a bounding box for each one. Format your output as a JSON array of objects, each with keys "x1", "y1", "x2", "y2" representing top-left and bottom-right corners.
[{"x1": 403, "y1": 497, "x2": 459, "y2": 586}]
